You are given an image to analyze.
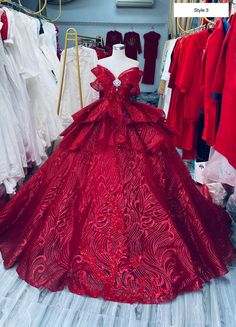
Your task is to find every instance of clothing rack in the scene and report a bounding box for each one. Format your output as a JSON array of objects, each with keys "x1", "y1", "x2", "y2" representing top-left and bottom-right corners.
[
  {"x1": 57, "y1": 28, "x2": 104, "y2": 115},
  {"x1": 178, "y1": 23, "x2": 214, "y2": 37},
  {"x1": 0, "y1": 0, "x2": 62, "y2": 22},
  {"x1": 0, "y1": 0, "x2": 47, "y2": 19},
  {"x1": 78, "y1": 35, "x2": 104, "y2": 47},
  {"x1": 57, "y1": 21, "x2": 167, "y2": 27}
]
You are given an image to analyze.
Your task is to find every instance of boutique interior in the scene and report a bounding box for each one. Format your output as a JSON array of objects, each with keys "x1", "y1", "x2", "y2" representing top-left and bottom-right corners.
[{"x1": 0, "y1": 0, "x2": 236, "y2": 326}]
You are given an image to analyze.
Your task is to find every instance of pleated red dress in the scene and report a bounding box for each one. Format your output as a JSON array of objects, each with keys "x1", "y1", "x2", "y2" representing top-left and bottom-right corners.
[{"x1": 0, "y1": 65, "x2": 234, "y2": 304}]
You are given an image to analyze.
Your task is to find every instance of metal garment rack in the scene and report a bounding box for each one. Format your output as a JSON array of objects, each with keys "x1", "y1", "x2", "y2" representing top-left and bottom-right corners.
[
  {"x1": 57, "y1": 21, "x2": 167, "y2": 27},
  {"x1": 0, "y1": 0, "x2": 62, "y2": 22},
  {"x1": 57, "y1": 28, "x2": 104, "y2": 115},
  {"x1": 178, "y1": 24, "x2": 211, "y2": 36}
]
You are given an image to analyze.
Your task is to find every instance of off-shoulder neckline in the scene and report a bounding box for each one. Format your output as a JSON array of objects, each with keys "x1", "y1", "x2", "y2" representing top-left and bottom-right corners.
[{"x1": 96, "y1": 64, "x2": 140, "y2": 80}]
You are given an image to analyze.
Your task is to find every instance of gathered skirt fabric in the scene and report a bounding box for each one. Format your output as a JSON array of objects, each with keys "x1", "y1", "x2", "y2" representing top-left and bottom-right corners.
[{"x1": 0, "y1": 65, "x2": 234, "y2": 304}]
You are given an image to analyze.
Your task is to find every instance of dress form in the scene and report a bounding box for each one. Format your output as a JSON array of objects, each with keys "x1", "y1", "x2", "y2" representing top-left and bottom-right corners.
[{"x1": 98, "y1": 44, "x2": 139, "y2": 78}]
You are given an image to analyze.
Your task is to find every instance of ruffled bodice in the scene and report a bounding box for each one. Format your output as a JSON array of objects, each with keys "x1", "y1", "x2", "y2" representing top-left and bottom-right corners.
[
  {"x1": 90, "y1": 65, "x2": 142, "y2": 101},
  {"x1": 60, "y1": 65, "x2": 174, "y2": 151}
]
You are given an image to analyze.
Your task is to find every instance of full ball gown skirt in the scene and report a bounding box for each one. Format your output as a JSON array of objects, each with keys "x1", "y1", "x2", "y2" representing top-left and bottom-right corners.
[{"x1": 0, "y1": 66, "x2": 235, "y2": 304}]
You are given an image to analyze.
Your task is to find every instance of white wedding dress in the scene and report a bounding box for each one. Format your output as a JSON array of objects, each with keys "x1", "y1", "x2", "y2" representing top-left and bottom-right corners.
[{"x1": 4, "y1": 9, "x2": 63, "y2": 149}]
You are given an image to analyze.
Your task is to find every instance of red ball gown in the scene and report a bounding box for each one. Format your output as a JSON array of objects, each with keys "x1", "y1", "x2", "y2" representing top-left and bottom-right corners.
[{"x1": 0, "y1": 65, "x2": 235, "y2": 304}]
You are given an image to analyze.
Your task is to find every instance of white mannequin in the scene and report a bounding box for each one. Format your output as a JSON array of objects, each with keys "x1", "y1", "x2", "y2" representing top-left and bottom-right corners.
[{"x1": 98, "y1": 44, "x2": 139, "y2": 78}]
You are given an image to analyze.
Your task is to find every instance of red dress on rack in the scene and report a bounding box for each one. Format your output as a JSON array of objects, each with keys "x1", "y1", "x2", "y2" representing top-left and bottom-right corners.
[
  {"x1": 142, "y1": 31, "x2": 160, "y2": 84},
  {"x1": 167, "y1": 30, "x2": 210, "y2": 159},
  {"x1": 105, "y1": 30, "x2": 123, "y2": 49},
  {"x1": 202, "y1": 19, "x2": 227, "y2": 146},
  {"x1": 0, "y1": 65, "x2": 234, "y2": 304},
  {"x1": 124, "y1": 32, "x2": 142, "y2": 60},
  {"x1": 212, "y1": 14, "x2": 236, "y2": 169}
]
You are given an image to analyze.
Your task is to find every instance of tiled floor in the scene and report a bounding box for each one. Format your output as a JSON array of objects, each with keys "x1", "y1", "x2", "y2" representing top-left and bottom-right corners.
[{"x1": 0, "y1": 255, "x2": 235, "y2": 327}]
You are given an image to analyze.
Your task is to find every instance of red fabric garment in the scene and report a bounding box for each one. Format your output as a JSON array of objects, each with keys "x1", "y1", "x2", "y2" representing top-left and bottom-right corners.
[
  {"x1": 167, "y1": 31, "x2": 210, "y2": 159},
  {"x1": 0, "y1": 65, "x2": 235, "y2": 304},
  {"x1": 124, "y1": 31, "x2": 142, "y2": 60},
  {"x1": 0, "y1": 9, "x2": 8, "y2": 41},
  {"x1": 213, "y1": 14, "x2": 236, "y2": 169},
  {"x1": 202, "y1": 19, "x2": 225, "y2": 146},
  {"x1": 92, "y1": 47, "x2": 106, "y2": 59},
  {"x1": 105, "y1": 30, "x2": 123, "y2": 49},
  {"x1": 142, "y1": 31, "x2": 160, "y2": 84}
]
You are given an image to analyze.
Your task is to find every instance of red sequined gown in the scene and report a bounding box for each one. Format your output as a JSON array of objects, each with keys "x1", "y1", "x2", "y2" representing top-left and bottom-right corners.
[{"x1": 0, "y1": 65, "x2": 234, "y2": 304}]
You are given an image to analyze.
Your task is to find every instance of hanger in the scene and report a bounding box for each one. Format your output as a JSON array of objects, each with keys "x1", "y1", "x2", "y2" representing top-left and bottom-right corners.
[
  {"x1": 46, "y1": 0, "x2": 62, "y2": 22},
  {"x1": 201, "y1": 17, "x2": 216, "y2": 25},
  {"x1": 199, "y1": 0, "x2": 216, "y2": 26},
  {"x1": 177, "y1": 17, "x2": 207, "y2": 35}
]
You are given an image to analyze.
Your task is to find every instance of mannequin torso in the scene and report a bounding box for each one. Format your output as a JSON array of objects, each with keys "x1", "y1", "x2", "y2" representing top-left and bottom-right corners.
[{"x1": 98, "y1": 44, "x2": 139, "y2": 78}]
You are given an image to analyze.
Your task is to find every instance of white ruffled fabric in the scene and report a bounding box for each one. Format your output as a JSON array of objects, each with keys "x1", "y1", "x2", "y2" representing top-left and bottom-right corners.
[
  {"x1": 0, "y1": 8, "x2": 63, "y2": 194},
  {"x1": 0, "y1": 36, "x2": 26, "y2": 194},
  {"x1": 4, "y1": 8, "x2": 63, "y2": 150}
]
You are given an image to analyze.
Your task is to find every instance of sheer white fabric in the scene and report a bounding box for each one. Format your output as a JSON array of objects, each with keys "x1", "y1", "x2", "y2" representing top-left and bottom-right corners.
[
  {"x1": 59, "y1": 46, "x2": 99, "y2": 128},
  {"x1": 0, "y1": 25, "x2": 25, "y2": 193},
  {"x1": 203, "y1": 148, "x2": 236, "y2": 187}
]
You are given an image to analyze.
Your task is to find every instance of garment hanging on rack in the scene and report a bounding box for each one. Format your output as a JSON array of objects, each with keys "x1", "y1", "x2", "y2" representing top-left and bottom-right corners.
[
  {"x1": 6, "y1": 9, "x2": 63, "y2": 148},
  {"x1": 202, "y1": 18, "x2": 229, "y2": 147},
  {"x1": 55, "y1": 25, "x2": 62, "y2": 59},
  {"x1": 202, "y1": 15, "x2": 236, "y2": 186},
  {"x1": 59, "y1": 46, "x2": 99, "y2": 128},
  {"x1": 167, "y1": 30, "x2": 210, "y2": 160},
  {"x1": 0, "y1": 36, "x2": 26, "y2": 193},
  {"x1": 124, "y1": 31, "x2": 142, "y2": 60},
  {"x1": 39, "y1": 21, "x2": 60, "y2": 81},
  {"x1": 105, "y1": 30, "x2": 123, "y2": 49},
  {"x1": 0, "y1": 7, "x2": 45, "y2": 194},
  {"x1": 142, "y1": 31, "x2": 160, "y2": 85},
  {"x1": 0, "y1": 8, "x2": 7, "y2": 40},
  {"x1": 0, "y1": 6, "x2": 63, "y2": 194},
  {"x1": 210, "y1": 14, "x2": 236, "y2": 170},
  {"x1": 158, "y1": 39, "x2": 177, "y2": 116}
]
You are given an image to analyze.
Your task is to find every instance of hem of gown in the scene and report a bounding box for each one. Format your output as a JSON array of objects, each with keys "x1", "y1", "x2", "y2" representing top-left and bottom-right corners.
[{"x1": 1, "y1": 256, "x2": 232, "y2": 304}]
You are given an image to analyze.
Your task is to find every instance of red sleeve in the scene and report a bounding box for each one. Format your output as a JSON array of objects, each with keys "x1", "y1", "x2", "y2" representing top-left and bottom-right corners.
[
  {"x1": 177, "y1": 35, "x2": 197, "y2": 93},
  {"x1": 1, "y1": 10, "x2": 8, "y2": 41},
  {"x1": 105, "y1": 31, "x2": 111, "y2": 47},
  {"x1": 124, "y1": 33, "x2": 128, "y2": 46},
  {"x1": 168, "y1": 39, "x2": 181, "y2": 89},
  {"x1": 211, "y1": 29, "x2": 229, "y2": 97},
  {"x1": 137, "y1": 33, "x2": 142, "y2": 54},
  {"x1": 119, "y1": 31, "x2": 123, "y2": 44}
]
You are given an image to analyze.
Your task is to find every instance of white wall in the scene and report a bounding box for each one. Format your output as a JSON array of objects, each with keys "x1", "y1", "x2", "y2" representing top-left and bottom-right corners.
[{"x1": 47, "y1": 0, "x2": 169, "y2": 92}]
